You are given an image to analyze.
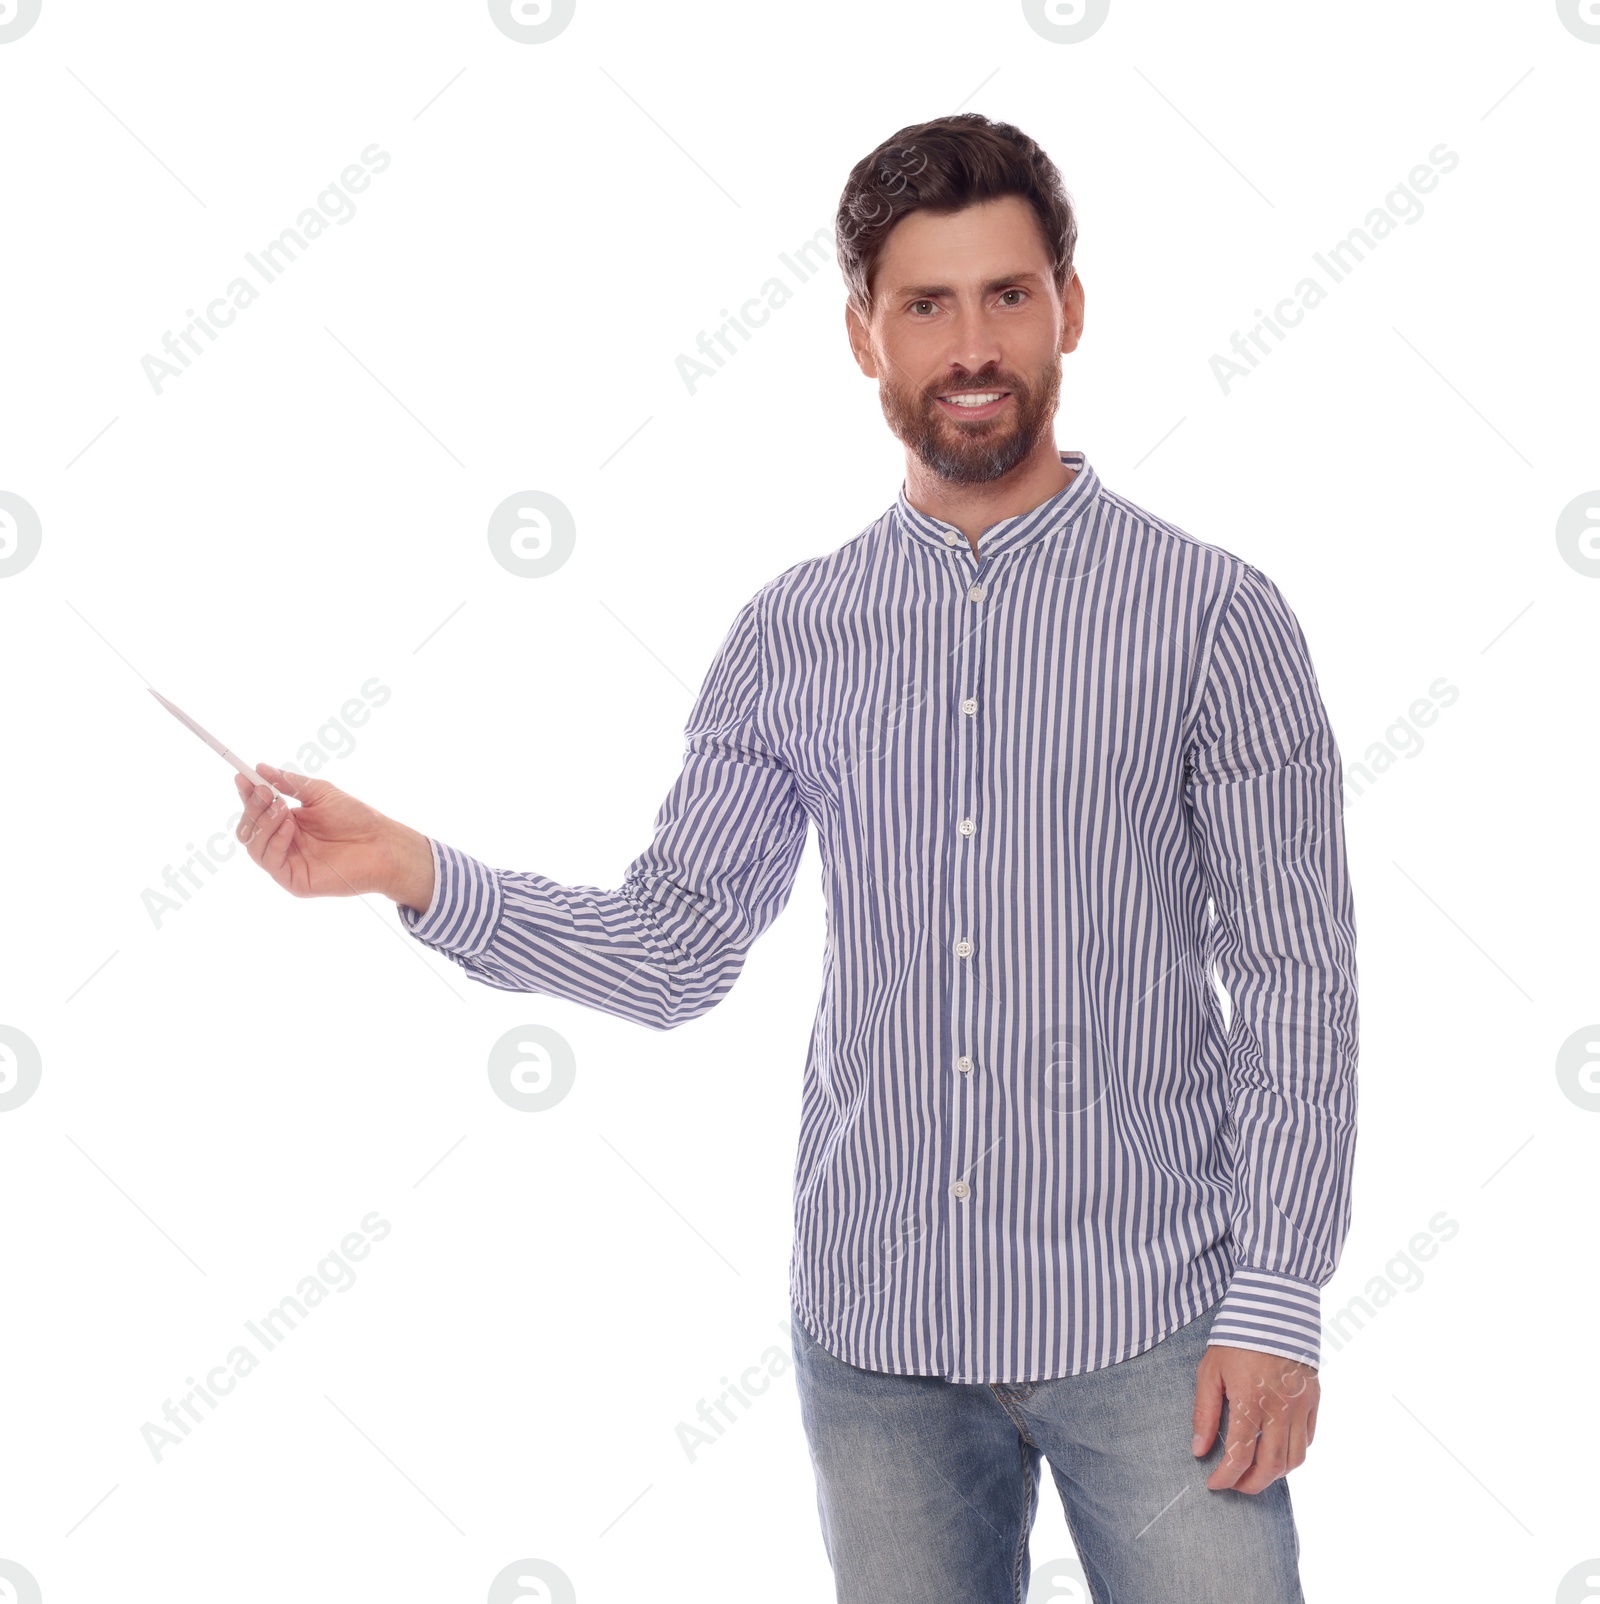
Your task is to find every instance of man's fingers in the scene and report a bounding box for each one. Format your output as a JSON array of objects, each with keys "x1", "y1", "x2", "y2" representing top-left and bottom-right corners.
[
  {"x1": 235, "y1": 776, "x2": 274, "y2": 820},
  {"x1": 1208, "y1": 1399, "x2": 1262, "y2": 1491},
  {"x1": 1229, "y1": 1424, "x2": 1292, "y2": 1495},
  {"x1": 1218, "y1": 1389, "x2": 1309, "y2": 1494},
  {"x1": 1191, "y1": 1362, "x2": 1224, "y2": 1454},
  {"x1": 251, "y1": 799, "x2": 289, "y2": 857},
  {"x1": 240, "y1": 791, "x2": 289, "y2": 858},
  {"x1": 236, "y1": 783, "x2": 279, "y2": 840},
  {"x1": 1244, "y1": 1405, "x2": 1290, "y2": 1488},
  {"x1": 258, "y1": 804, "x2": 297, "y2": 881},
  {"x1": 1285, "y1": 1408, "x2": 1309, "y2": 1473},
  {"x1": 1199, "y1": 1352, "x2": 1319, "y2": 1495}
]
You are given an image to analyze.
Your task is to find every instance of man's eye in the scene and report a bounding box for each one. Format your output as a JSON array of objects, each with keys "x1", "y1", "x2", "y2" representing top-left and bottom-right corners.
[
  {"x1": 1000, "y1": 289, "x2": 1025, "y2": 305},
  {"x1": 911, "y1": 300, "x2": 935, "y2": 315}
]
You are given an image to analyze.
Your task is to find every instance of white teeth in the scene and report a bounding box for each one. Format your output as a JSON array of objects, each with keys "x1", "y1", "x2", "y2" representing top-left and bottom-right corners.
[{"x1": 943, "y1": 392, "x2": 1004, "y2": 407}]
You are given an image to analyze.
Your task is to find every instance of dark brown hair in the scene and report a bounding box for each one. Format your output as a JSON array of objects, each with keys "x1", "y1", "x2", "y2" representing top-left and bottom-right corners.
[{"x1": 835, "y1": 113, "x2": 1078, "y2": 320}]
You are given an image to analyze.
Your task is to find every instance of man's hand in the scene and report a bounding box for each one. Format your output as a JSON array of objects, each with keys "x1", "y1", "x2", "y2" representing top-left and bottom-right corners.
[
  {"x1": 232, "y1": 762, "x2": 435, "y2": 911},
  {"x1": 1191, "y1": 1343, "x2": 1318, "y2": 1494}
]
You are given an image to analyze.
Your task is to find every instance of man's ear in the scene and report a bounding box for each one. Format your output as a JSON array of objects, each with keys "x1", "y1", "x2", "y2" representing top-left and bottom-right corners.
[
  {"x1": 845, "y1": 300, "x2": 879, "y2": 378},
  {"x1": 1058, "y1": 273, "x2": 1085, "y2": 357}
]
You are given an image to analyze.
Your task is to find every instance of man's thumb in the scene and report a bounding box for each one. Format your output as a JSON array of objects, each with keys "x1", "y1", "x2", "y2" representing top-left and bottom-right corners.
[{"x1": 256, "y1": 762, "x2": 334, "y2": 804}]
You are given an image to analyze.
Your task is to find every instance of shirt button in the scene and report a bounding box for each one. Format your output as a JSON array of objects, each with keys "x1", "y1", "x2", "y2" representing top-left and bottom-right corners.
[
  {"x1": 951, "y1": 1180, "x2": 970, "y2": 1200},
  {"x1": 955, "y1": 938, "x2": 972, "y2": 958},
  {"x1": 957, "y1": 1055, "x2": 973, "y2": 1073},
  {"x1": 968, "y1": 583, "x2": 985, "y2": 601},
  {"x1": 943, "y1": 530, "x2": 961, "y2": 546},
  {"x1": 961, "y1": 697, "x2": 977, "y2": 715},
  {"x1": 958, "y1": 817, "x2": 975, "y2": 836}
]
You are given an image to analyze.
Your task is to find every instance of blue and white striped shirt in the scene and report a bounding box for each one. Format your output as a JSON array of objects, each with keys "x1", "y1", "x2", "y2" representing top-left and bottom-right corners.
[{"x1": 398, "y1": 450, "x2": 1358, "y2": 1382}]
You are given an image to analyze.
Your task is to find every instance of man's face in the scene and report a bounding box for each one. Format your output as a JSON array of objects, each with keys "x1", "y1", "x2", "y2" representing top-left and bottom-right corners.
[{"x1": 846, "y1": 194, "x2": 1083, "y2": 485}]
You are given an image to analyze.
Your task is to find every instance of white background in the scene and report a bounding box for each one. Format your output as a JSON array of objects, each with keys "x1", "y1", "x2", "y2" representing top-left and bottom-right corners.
[{"x1": 2, "y1": 1, "x2": 1597, "y2": 1600}]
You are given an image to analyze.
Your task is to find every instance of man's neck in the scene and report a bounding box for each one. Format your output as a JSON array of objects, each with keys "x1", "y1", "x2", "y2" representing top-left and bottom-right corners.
[{"x1": 903, "y1": 441, "x2": 1077, "y2": 554}]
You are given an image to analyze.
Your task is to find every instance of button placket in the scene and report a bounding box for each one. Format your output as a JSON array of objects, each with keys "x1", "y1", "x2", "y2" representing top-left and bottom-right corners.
[{"x1": 947, "y1": 541, "x2": 989, "y2": 1381}]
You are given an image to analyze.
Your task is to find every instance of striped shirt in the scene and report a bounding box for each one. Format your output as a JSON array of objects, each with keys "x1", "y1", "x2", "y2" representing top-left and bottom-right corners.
[{"x1": 397, "y1": 450, "x2": 1358, "y2": 1382}]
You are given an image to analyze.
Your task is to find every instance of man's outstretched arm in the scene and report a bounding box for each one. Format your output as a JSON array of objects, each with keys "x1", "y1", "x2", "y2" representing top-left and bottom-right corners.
[{"x1": 231, "y1": 584, "x2": 812, "y2": 1030}]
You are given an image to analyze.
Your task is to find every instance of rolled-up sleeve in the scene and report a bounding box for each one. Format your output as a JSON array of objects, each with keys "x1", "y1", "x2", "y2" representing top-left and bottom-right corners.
[
  {"x1": 1183, "y1": 563, "x2": 1359, "y2": 1370},
  {"x1": 396, "y1": 583, "x2": 811, "y2": 1030}
]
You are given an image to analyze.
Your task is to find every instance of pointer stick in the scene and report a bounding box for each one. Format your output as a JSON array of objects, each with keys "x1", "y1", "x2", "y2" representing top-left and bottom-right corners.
[{"x1": 148, "y1": 688, "x2": 280, "y2": 796}]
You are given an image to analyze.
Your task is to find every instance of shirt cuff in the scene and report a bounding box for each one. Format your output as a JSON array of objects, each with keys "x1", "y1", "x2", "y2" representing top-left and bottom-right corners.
[
  {"x1": 1206, "y1": 1266, "x2": 1323, "y2": 1370},
  {"x1": 394, "y1": 838, "x2": 503, "y2": 959}
]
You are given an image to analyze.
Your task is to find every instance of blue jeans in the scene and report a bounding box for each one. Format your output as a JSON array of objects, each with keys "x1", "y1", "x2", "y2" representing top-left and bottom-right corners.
[{"x1": 790, "y1": 1295, "x2": 1305, "y2": 1603}]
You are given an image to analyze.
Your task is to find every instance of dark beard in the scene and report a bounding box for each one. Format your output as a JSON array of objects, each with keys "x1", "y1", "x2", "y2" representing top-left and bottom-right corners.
[{"x1": 877, "y1": 362, "x2": 1061, "y2": 486}]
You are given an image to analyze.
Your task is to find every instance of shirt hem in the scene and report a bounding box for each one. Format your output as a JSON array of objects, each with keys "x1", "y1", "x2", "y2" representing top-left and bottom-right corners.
[{"x1": 790, "y1": 1268, "x2": 1234, "y2": 1386}]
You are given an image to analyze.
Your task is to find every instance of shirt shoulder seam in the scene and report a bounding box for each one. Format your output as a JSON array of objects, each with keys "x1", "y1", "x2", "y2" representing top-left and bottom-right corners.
[
  {"x1": 1095, "y1": 486, "x2": 1243, "y2": 563},
  {"x1": 751, "y1": 572, "x2": 774, "y2": 744},
  {"x1": 1179, "y1": 562, "x2": 1253, "y2": 755}
]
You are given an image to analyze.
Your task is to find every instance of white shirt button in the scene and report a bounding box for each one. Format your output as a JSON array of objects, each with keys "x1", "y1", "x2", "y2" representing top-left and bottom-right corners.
[
  {"x1": 943, "y1": 530, "x2": 962, "y2": 546},
  {"x1": 958, "y1": 817, "x2": 975, "y2": 836},
  {"x1": 961, "y1": 697, "x2": 978, "y2": 715},
  {"x1": 957, "y1": 1055, "x2": 973, "y2": 1073},
  {"x1": 968, "y1": 583, "x2": 985, "y2": 601},
  {"x1": 955, "y1": 938, "x2": 972, "y2": 958},
  {"x1": 951, "y1": 1180, "x2": 970, "y2": 1199}
]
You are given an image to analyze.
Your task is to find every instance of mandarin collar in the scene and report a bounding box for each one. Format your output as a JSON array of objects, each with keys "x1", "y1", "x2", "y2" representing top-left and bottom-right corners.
[{"x1": 894, "y1": 451, "x2": 1099, "y2": 561}]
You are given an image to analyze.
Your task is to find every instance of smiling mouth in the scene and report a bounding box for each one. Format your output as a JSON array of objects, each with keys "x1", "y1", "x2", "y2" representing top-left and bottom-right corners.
[{"x1": 935, "y1": 389, "x2": 1012, "y2": 420}]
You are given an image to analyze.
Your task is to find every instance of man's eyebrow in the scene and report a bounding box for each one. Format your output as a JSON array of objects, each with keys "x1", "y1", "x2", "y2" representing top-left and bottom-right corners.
[{"x1": 889, "y1": 270, "x2": 1046, "y2": 300}]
